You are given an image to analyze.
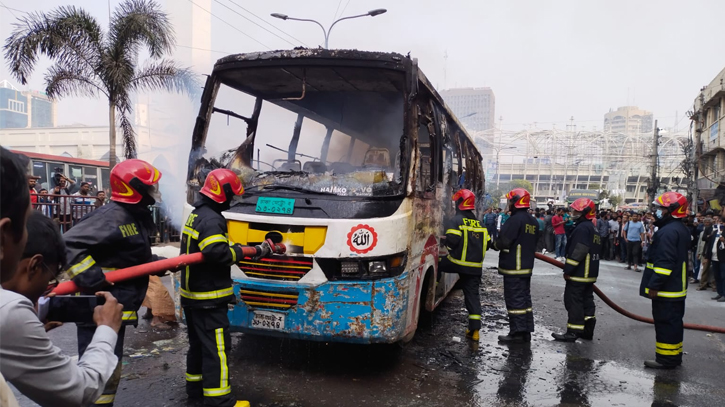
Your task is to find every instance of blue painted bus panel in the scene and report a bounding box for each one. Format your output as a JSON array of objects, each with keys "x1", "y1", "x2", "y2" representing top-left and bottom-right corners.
[{"x1": 227, "y1": 273, "x2": 410, "y2": 344}]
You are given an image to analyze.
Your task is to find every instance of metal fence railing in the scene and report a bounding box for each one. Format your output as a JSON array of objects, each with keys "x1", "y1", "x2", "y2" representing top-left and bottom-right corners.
[{"x1": 34, "y1": 195, "x2": 180, "y2": 244}]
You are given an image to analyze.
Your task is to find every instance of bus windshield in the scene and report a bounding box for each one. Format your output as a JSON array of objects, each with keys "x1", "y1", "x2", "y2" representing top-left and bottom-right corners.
[{"x1": 196, "y1": 65, "x2": 407, "y2": 198}]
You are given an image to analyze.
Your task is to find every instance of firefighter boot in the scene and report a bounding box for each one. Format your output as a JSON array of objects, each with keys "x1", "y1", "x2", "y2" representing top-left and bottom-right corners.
[
  {"x1": 498, "y1": 332, "x2": 531, "y2": 343},
  {"x1": 551, "y1": 330, "x2": 578, "y2": 342},
  {"x1": 580, "y1": 319, "x2": 596, "y2": 340},
  {"x1": 644, "y1": 360, "x2": 678, "y2": 370},
  {"x1": 466, "y1": 329, "x2": 480, "y2": 341}
]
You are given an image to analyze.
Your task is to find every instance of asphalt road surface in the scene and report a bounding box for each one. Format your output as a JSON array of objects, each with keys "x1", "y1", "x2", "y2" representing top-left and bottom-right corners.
[{"x1": 13, "y1": 251, "x2": 725, "y2": 407}]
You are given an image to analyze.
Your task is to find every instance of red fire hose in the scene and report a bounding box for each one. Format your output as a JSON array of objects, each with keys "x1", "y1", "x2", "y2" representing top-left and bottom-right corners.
[
  {"x1": 535, "y1": 253, "x2": 725, "y2": 334},
  {"x1": 52, "y1": 243, "x2": 285, "y2": 296}
]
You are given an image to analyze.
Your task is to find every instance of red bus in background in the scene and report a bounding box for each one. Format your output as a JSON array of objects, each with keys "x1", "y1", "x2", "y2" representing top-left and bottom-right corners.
[
  {"x1": 13, "y1": 150, "x2": 111, "y2": 193},
  {"x1": 13, "y1": 150, "x2": 178, "y2": 242}
]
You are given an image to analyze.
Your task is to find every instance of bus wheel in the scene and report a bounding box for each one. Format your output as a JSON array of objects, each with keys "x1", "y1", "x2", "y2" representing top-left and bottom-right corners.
[{"x1": 397, "y1": 268, "x2": 434, "y2": 347}]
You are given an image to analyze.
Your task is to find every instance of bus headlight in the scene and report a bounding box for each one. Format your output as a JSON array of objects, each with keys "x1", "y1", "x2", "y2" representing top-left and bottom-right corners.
[
  {"x1": 368, "y1": 261, "x2": 387, "y2": 274},
  {"x1": 318, "y1": 253, "x2": 407, "y2": 280}
]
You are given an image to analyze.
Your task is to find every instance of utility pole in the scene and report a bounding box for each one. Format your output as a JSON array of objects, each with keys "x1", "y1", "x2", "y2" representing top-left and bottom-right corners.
[{"x1": 649, "y1": 120, "x2": 660, "y2": 206}]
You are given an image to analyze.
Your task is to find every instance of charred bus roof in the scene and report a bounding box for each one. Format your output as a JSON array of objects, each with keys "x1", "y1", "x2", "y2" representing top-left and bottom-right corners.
[
  {"x1": 196, "y1": 48, "x2": 479, "y2": 162},
  {"x1": 214, "y1": 48, "x2": 411, "y2": 72}
]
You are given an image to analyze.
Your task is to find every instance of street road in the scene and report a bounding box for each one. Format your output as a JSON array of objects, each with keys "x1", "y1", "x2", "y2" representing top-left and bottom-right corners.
[{"x1": 13, "y1": 251, "x2": 725, "y2": 407}]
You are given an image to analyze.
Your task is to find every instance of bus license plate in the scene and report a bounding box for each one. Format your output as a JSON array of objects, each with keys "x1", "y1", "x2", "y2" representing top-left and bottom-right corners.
[
  {"x1": 255, "y1": 197, "x2": 295, "y2": 215},
  {"x1": 251, "y1": 311, "x2": 285, "y2": 331}
]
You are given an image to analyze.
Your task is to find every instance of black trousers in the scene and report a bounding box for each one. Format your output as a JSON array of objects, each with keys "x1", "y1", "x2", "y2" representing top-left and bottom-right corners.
[
  {"x1": 185, "y1": 306, "x2": 235, "y2": 407},
  {"x1": 439, "y1": 257, "x2": 482, "y2": 331},
  {"x1": 651, "y1": 299, "x2": 685, "y2": 367},
  {"x1": 503, "y1": 276, "x2": 534, "y2": 333},
  {"x1": 601, "y1": 237, "x2": 610, "y2": 260},
  {"x1": 563, "y1": 281, "x2": 595, "y2": 335},
  {"x1": 459, "y1": 274, "x2": 482, "y2": 331},
  {"x1": 627, "y1": 241, "x2": 642, "y2": 266},
  {"x1": 78, "y1": 325, "x2": 126, "y2": 406}
]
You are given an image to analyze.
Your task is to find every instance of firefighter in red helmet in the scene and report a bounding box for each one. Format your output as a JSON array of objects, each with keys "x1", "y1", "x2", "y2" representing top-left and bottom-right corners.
[
  {"x1": 439, "y1": 189, "x2": 490, "y2": 341},
  {"x1": 639, "y1": 191, "x2": 690, "y2": 369},
  {"x1": 493, "y1": 188, "x2": 538, "y2": 343},
  {"x1": 182, "y1": 169, "x2": 271, "y2": 407},
  {"x1": 552, "y1": 198, "x2": 601, "y2": 342},
  {"x1": 63, "y1": 159, "x2": 163, "y2": 406}
]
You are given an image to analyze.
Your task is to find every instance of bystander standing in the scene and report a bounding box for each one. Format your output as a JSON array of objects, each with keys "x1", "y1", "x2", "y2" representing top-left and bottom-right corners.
[
  {"x1": 552, "y1": 208, "x2": 567, "y2": 261},
  {"x1": 623, "y1": 212, "x2": 645, "y2": 272}
]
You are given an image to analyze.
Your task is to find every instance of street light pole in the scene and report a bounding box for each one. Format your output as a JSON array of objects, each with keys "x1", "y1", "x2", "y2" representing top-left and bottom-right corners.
[
  {"x1": 271, "y1": 9, "x2": 387, "y2": 49},
  {"x1": 494, "y1": 146, "x2": 516, "y2": 188}
]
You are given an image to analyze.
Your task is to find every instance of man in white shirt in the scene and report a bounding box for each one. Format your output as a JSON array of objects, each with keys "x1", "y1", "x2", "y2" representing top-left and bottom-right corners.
[{"x1": 1, "y1": 149, "x2": 124, "y2": 407}]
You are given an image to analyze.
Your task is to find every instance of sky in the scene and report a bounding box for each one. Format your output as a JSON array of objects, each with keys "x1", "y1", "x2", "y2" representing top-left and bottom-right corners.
[{"x1": 1, "y1": 0, "x2": 725, "y2": 132}]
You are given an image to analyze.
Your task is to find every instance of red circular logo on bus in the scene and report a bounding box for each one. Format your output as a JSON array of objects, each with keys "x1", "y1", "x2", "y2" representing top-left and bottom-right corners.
[{"x1": 347, "y1": 224, "x2": 378, "y2": 254}]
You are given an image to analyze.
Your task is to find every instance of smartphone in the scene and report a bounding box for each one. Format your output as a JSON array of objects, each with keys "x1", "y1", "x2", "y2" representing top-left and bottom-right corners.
[{"x1": 45, "y1": 295, "x2": 105, "y2": 323}]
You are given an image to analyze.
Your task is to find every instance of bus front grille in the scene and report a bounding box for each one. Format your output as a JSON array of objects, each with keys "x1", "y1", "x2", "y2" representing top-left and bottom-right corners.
[
  {"x1": 239, "y1": 288, "x2": 299, "y2": 309},
  {"x1": 238, "y1": 256, "x2": 313, "y2": 281}
]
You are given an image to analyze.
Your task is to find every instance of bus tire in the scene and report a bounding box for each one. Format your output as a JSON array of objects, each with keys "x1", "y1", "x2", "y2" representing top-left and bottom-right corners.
[
  {"x1": 397, "y1": 268, "x2": 434, "y2": 346},
  {"x1": 418, "y1": 267, "x2": 434, "y2": 329}
]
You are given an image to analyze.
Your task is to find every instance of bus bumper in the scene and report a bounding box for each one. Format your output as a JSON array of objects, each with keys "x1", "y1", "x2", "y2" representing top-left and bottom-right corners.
[{"x1": 226, "y1": 273, "x2": 410, "y2": 344}]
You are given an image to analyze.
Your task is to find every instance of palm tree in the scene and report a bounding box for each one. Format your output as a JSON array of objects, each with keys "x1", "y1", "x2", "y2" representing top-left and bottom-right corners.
[{"x1": 4, "y1": 0, "x2": 197, "y2": 168}]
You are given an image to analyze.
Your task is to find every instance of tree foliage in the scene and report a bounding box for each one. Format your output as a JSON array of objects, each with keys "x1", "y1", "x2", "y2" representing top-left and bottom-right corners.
[
  {"x1": 4, "y1": 0, "x2": 198, "y2": 168},
  {"x1": 609, "y1": 195, "x2": 623, "y2": 208},
  {"x1": 509, "y1": 179, "x2": 533, "y2": 193}
]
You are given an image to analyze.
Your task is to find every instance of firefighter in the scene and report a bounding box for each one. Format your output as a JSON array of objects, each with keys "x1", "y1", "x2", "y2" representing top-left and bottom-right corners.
[
  {"x1": 639, "y1": 191, "x2": 690, "y2": 369},
  {"x1": 493, "y1": 188, "x2": 538, "y2": 343},
  {"x1": 552, "y1": 198, "x2": 601, "y2": 342},
  {"x1": 182, "y1": 169, "x2": 272, "y2": 407},
  {"x1": 439, "y1": 189, "x2": 490, "y2": 341},
  {"x1": 64, "y1": 159, "x2": 163, "y2": 406}
]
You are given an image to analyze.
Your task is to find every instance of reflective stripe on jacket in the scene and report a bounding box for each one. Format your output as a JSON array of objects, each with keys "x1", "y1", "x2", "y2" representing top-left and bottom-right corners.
[
  {"x1": 181, "y1": 202, "x2": 246, "y2": 308},
  {"x1": 639, "y1": 218, "x2": 690, "y2": 301},
  {"x1": 63, "y1": 202, "x2": 153, "y2": 321},
  {"x1": 444, "y1": 210, "x2": 489, "y2": 275},
  {"x1": 563, "y1": 219, "x2": 601, "y2": 283},
  {"x1": 495, "y1": 209, "x2": 538, "y2": 277}
]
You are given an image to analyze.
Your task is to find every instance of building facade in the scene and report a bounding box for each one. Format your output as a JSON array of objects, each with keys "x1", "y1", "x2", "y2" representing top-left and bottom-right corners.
[
  {"x1": 439, "y1": 87, "x2": 495, "y2": 132},
  {"x1": 603, "y1": 106, "x2": 653, "y2": 134},
  {"x1": 0, "y1": 80, "x2": 56, "y2": 129},
  {"x1": 474, "y1": 128, "x2": 688, "y2": 205},
  {"x1": 692, "y1": 66, "x2": 725, "y2": 205}
]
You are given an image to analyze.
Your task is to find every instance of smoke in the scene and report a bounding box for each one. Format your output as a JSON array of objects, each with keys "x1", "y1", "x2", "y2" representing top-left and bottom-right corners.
[{"x1": 134, "y1": 93, "x2": 194, "y2": 230}]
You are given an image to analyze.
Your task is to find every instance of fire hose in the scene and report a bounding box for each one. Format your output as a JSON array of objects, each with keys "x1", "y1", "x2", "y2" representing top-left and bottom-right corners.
[
  {"x1": 535, "y1": 253, "x2": 725, "y2": 334},
  {"x1": 52, "y1": 242, "x2": 286, "y2": 296}
]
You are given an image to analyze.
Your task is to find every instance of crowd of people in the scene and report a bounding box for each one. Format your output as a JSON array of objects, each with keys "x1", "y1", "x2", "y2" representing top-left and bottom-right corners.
[{"x1": 29, "y1": 173, "x2": 108, "y2": 232}]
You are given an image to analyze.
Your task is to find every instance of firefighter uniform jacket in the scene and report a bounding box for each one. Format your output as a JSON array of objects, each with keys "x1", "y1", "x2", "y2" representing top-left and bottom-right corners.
[
  {"x1": 494, "y1": 209, "x2": 538, "y2": 276},
  {"x1": 64, "y1": 202, "x2": 154, "y2": 324},
  {"x1": 444, "y1": 210, "x2": 489, "y2": 275},
  {"x1": 181, "y1": 202, "x2": 246, "y2": 308},
  {"x1": 563, "y1": 219, "x2": 601, "y2": 283},
  {"x1": 640, "y1": 217, "x2": 690, "y2": 301}
]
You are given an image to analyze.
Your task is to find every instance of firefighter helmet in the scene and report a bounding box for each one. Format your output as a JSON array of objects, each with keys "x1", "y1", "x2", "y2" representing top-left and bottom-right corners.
[
  {"x1": 110, "y1": 159, "x2": 162, "y2": 204},
  {"x1": 653, "y1": 191, "x2": 688, "y2": 219},
  {"x1": 200, "y1": 169, "x2": 244, "y2": 203},
  {"x1": 452, "y1": 189, "x2": 476, "y2": 211},
  {"x1": 506, "y1": 188, "x2": 531, "y2": 209},
  {"x1": 570, "y1": 198, "x2": 596, "y2": 220}
]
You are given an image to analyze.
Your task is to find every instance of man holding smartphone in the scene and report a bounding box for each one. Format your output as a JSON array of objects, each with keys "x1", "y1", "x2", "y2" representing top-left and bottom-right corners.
[{"x1": 0, "y1": 149, "x2": 124, "y2": 407}]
